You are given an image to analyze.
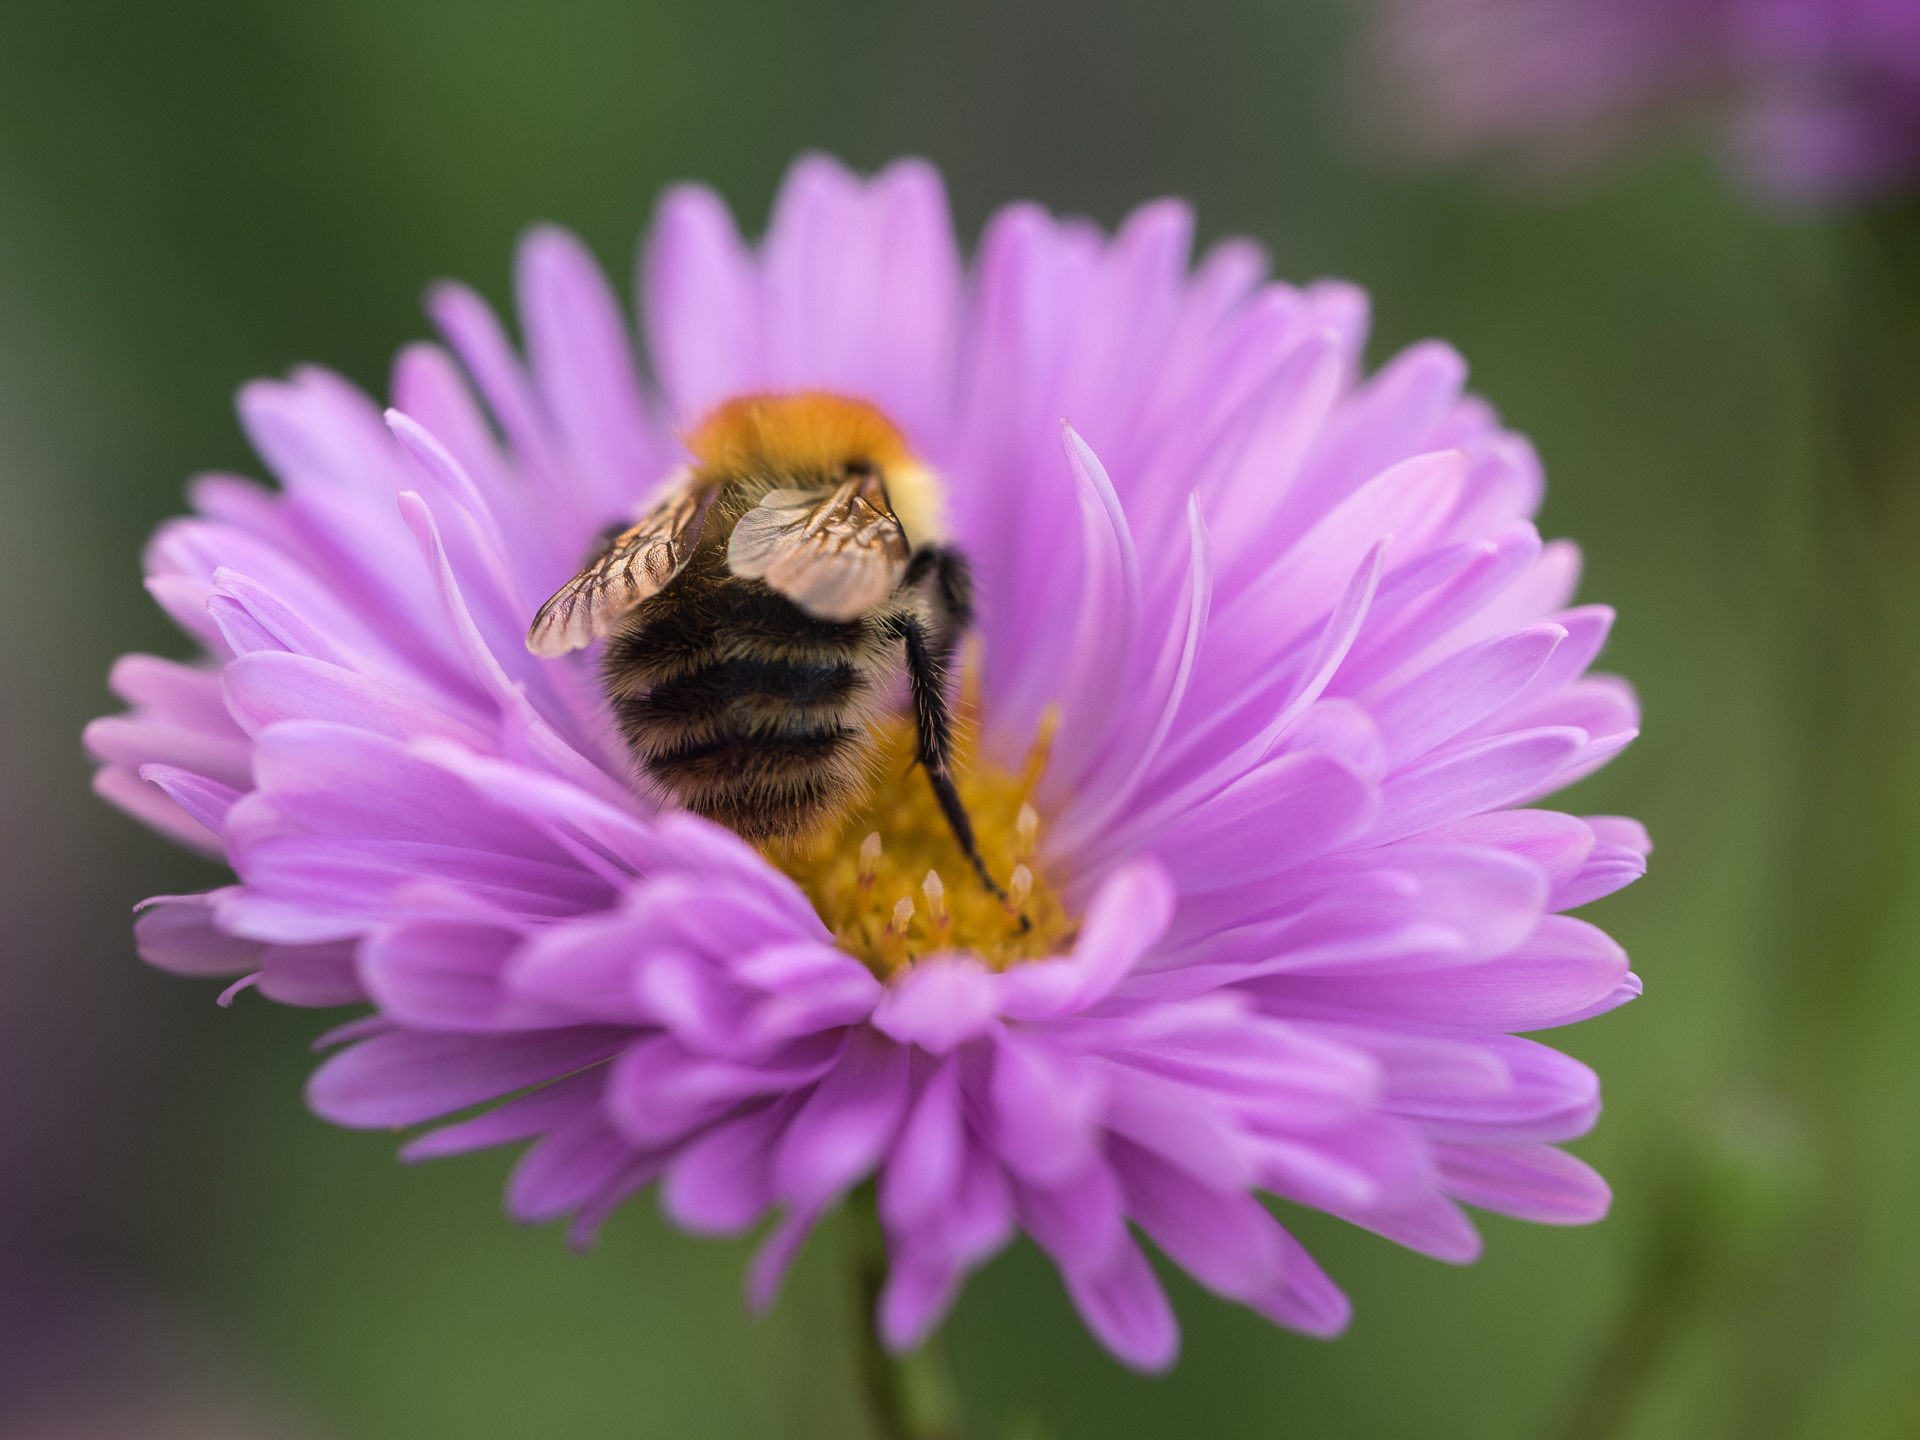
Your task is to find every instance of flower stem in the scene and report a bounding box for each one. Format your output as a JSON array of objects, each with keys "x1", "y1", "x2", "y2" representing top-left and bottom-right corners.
[{"x1": 846, "y1": 1183, "x2": 964, "y2": 1440}]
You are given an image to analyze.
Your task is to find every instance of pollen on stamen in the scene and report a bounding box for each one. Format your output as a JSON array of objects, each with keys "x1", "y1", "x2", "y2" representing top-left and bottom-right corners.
[
  {"x1": 1015, "y1": 804, "x2": 1039, "y2": 863},
  {"x1": 1018, "y1": 704, "x2": 1060, "y2": 794},
  {"x1": 764, "y1": 711, "x2": 1075, "y2": 978},
  {"x1": 881, "y1": 894, "x2": 915, "y2": 972},
  {"x1": 1005, "y1": 863, "x2": 1033, "y2": 913},
  {"x1": 857, "y1": 832, "x2": 882, "y2": 907},
  {"x1": 923, "y1": 869, "x2": 953, "y2": 948}
]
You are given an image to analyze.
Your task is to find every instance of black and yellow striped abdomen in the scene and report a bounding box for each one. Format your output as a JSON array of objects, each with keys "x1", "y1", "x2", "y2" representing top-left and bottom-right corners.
[{"x1": 599, "y1": 543, "x2": 908, "y2": 840}]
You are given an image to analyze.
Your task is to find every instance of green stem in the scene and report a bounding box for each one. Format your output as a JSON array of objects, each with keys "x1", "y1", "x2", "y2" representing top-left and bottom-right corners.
[{"x1": 846, "y1": 1184, "x2": 964, "y2": 1440}]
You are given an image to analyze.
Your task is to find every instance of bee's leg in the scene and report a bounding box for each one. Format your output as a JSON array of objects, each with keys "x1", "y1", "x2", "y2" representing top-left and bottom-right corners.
[
  {"x1": 905, "y1": 545, "x2": 975, "y2": 636},
  {"x1": 899, "y1": 611, "x2": 1006, "y2": 902}
]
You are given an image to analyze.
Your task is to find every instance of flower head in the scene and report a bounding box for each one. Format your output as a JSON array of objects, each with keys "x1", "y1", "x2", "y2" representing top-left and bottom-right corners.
[
  {"x1": 1363, "y1": 0, "x2": 1920, "y2": 207},
  {"x1": 93, "y1": 156, "x2": 1646, "y2": 1371}
]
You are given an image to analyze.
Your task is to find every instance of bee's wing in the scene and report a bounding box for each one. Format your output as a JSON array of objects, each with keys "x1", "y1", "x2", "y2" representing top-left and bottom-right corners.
[
  {"x1": 727, "y1": 474, "x2": 911, "y2": 622},
  {"x1": 526, "y1": 474, "x2": 715, "y2": 656}
]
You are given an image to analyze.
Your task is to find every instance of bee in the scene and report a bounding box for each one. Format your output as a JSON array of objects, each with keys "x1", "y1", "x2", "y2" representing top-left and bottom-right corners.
[{"x1": 526, "y1": 392, "x2": 1002, "y2": 896}]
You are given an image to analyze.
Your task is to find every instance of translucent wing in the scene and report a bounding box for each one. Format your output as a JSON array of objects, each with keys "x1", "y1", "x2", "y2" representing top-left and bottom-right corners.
[
  {"x1": 526, "y1": 473, "x2": 715, "y2": 656},
  {"x1": 727, "y1": 473, "x2": 912, "y2": 622}
]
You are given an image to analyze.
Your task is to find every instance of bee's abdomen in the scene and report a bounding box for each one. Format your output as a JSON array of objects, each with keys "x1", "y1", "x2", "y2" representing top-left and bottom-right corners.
[
  {"x1": 642, "y1": 724, "x2": 869, "y2": 839},
  {"x1": 639, "y1": 658, "x2": 868, "y2": 736},
  {"x1": 608, "y1": 650, "x2": 877, "y2": 840}
]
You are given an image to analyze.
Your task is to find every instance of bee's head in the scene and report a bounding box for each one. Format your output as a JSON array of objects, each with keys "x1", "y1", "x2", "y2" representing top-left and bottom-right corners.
[
  {"x1": 686, "y1": 391, "x2": 948, "y2": 546},
  {"x1": 683, "y1": 391, "x2": 913, "y2": 486}
]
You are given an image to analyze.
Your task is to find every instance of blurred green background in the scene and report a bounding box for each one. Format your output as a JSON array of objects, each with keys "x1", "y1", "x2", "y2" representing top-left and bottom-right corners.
[{"x1": 2, "y1": 1, "x2": 1915, "y2": 1437}]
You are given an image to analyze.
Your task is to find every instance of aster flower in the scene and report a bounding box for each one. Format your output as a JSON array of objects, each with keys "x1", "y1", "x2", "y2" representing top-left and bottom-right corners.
[
  {"x1": 1362, "y1": 0, "x2": 1920, "y2": 207},
  {"x1": 92, "y1": 155, "x2": 1646, "y2": 1374}
]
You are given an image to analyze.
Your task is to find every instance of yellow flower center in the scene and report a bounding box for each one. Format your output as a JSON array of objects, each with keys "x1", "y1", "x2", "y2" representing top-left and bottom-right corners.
[{"x1": 765, "y1": 708, "x2": 1075, "y2": 978}]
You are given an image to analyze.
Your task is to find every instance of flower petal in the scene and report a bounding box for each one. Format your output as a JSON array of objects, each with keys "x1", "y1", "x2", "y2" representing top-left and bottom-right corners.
[
  {"x1": 1266, "y1": 914, "x2": 1631, "y2": 1031},
  {"x1": 307, "y1": 1026, "x2": 629, "y2": 1129},
  {"x1": 134, "y1": 893, "x2": 263, "y2": 977},
  {"x1": 773, "y1": 1026, "x2": 910, "y2": 1207},
  {"x1": 508, "y1": 1107, "x2": 637, "y2": 1224},
  {"x1": 1435, "y1": 1142, "x2": 1611, "y2": 1225},
  {"x1": 1373, "y1": 727, "x2": 1587, "y2": 844},
  {"x1": 661, "y1": 1100, "x2": 794, "y2": 1235},
  {"x1": 871, "y1": 956, "x2": 998, "y2": 1053},
  {"x1": 1150, "y1": 752, "x2": 1380, "y2": 893},
  {"x1": 993, "y1": 858, "x2": 1175, "y2": 1021},
  {"x1": 989, "y1": 1031, "x2": 1106, "y2": 1186},
  {"x1": 879, "y1": 1061, "x2": 964, "y2": 1231},
  {"x1": 1113, "y1": 1139, "x2": 1349, "y2": 1337}
]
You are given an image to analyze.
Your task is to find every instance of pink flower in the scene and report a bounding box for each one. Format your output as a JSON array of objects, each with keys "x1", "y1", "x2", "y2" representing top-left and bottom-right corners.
[
  {"x1": 1363, "y1": 0, "x2": 1920, "y2": 207},
  {"x1": 92, "y1": 155, "x2": 1646, "y2": 1371}
]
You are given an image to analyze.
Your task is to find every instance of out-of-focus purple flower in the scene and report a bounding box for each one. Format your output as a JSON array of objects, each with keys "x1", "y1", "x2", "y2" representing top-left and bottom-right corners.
[
  {"x1": 1364, "y1": 0, "x2": 1920, "y2": 207},
  {"x1": 90, "y1": 155, "x2": 1647, "y2": 1371}
]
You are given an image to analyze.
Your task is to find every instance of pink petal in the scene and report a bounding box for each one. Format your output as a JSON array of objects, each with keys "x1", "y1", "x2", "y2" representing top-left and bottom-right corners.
[
  {"x1": 85, "y1": 715, "x2": 253, "y2": 792},
  {"x1": 1409, "y1": 809, "x2": 1595, "y2": 889},
  {"x1": 1551, "y1": 841, "x2": 1648, "y2": 910},
  {"x1": 516, "y1": 225, "x2": 662, "y2": 521},
  {"x1": 992, "y1": 857, "x2": 1175, "y2": 1021},
  {"x1": 508, "y1": 1108, "x2": 636, "y2": 1223},
  {"x1": 745, "y1": 1203, "x2": 824, "y2": 1315},
  {"x1": 1587, "y1": 815, "x2": 1652, "y2": 854},
  {"x1": 93, "y1": 764, "x2": 224, "y2": 856},
  {"x1": 256, "y1": 941, "x2": 365, "y2": 1008},
  {"x1": 307, "y1": 1026, "x2": 629, "y2": 1128},
  {"x1": 400, "y1": 1068, "x2": 606, "y2": 1161},
  {"x1": 1060, "y1": 1231, "x2": 1180, "y2": 1374},
  {"x1": 1268, "y1": 913, "x2": 1630, "y2": 1031},
  {"x1": 878, "y1": 1245, "x2": 964, "y2": 1356},
  {"x1": 772, "y1": 1026, "x2": 909, "y2": 1207},
  {"x1": 661, "y1": 1100, "x2": 792, "y2": 1235},
  {"x1": 880, "y1": 1061, "x2": 964, "y2": 1230},
  {"x1": 1388, "y1": 1035, "x2": 1601, "y2": 1144},
  {"x1": 221, "y1": 650, "x2": 494, "y2": 749},
  {"x1": 108, "y1": 652, "x2": 244, "y2": 734},
  {"x1": 1371, "y1": 623, "x2": 1566, "y2": 768},
  {"x1": 359, "y1": 919, "x2": 571, "y2": 1032},
  {"x1": 1232, "y1": 449, "x2": 1467, "y2": 653},
  {"x1": 1115, "y1": 1141, "x2": 1282, "y2": 1292},
  {"x1": 1372, "y1": 726, "x2": 1587, "y2": 844},
  {"x1": 642, "y1": 183, "x2": 762, "y2": 421},
  {"x1": 137, "y1": 765, "x2": 242, "y2": 837},
  {"x1": 1097, "y1": 1062, "x2": 1258, "y2": 1190},
  {"x1": 1150, "y1": 752, "x2": 1380, "y2": 893},
  {"x1": 990, "y1": 1032, "x2": 1106, "y2": 1186},
  {"x1": 870, "y1": 955, "x2": 998, "y2": 1053},
  {"x1": 133, "y1": 893, "x2": 263, "y2": 977},
  {"x1": 1435, "y1": 1142, "x2": 1611, "y2": 1224}
]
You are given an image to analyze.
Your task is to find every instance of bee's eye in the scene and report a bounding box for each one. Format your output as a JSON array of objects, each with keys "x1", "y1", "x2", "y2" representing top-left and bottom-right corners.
[{"x1": 844, "y1": 459, "x2": 876, "y2": 478}]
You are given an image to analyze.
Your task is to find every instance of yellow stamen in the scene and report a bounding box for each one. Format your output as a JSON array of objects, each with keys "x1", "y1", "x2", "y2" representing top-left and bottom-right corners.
[
  {"x1": 1018, "y1": 704, "x2": 1061, "y2": 797},
  {"x1": 1005, "y1": 863, "x2": 1033, "y2": 913},
  {"x1": 1015, "y1": 803, "x2": 1040, "y2": 864},
  {"x1": 766, "y1": 712, "x2": 1074, "y2": 978},
  {"x1": 857, "y1": 832, "x2": 882, "y2": 907},
  {"x1": 923, "y1": 869, "x2": 952, "y2": 948},
  {"x1": 880, "y1": 893, "x2": 915, "y2": 971}
]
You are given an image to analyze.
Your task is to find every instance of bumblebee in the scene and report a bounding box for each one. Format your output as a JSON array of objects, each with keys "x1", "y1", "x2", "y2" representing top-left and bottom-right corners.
[{"x1": 527, "y1": 392, "x2": 1000, "y2": 895}]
